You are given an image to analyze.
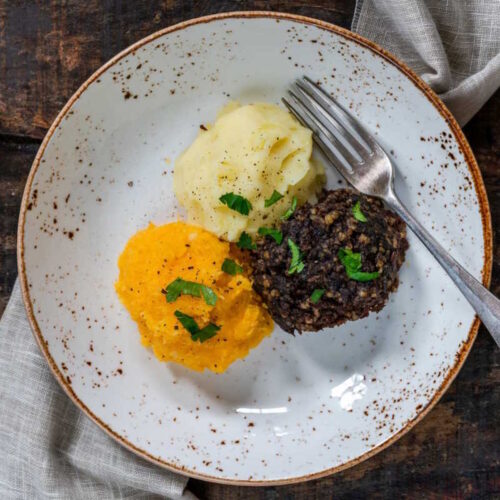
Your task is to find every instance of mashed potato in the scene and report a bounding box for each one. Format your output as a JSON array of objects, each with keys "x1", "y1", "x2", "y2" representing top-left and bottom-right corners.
[
  {"x1": 115, "y1": 222, "x2": 273, "y2": 373},
  {"x1": 174, "y1": 103, "x2": 324, "y2": 241}
]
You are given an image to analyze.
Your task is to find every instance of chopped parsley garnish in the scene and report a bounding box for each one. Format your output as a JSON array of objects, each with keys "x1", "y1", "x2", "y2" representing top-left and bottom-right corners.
[
  {"x1": 237, "y1": 231, "x2": 256, "y2": 250},
  {"x1": 173, "y1": 310, "x2": 199, "y2": 334},
  {"x1": 337, "y1": 248, "x2": 380, "y2": 282},
  {"x1": 192, "y1": 323, "x2": 221, "y2": 342},
  {"x1": 264, "y1": 190, "x2": 284, "y2": 207},
  {"x1": 163, "y1": 278, "x2": 217, "y2": 306},
  {"x1": 174, "y1": 310, "x2": 220, "y2": 343},
  {"x1": 221, "y1": 258, "x2": 243, "y2": 276},
  {"x1": 219, "y1": 192, "x2": 252, "y2": 215},
  {"x1": 287, "y1": 238, "x2": 305, "y2": 275},
  {"x1": 352, "y1": 201, "x2": 367, "y2": 222},
  {"x1": 258, "y1": 227, "x2": 283, "y2": 244},
  {"x1": 310, "y1": 289, "x2": 325, "y2": 304},
  {"x1": 281, "y1": 196, "x2": 297, "y2": 220}
]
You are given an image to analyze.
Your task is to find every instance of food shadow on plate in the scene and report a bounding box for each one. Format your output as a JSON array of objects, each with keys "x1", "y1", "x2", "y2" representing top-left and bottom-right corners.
[
  {"x1": 290, "y1": 314, "x2": 389, "y2": 376},
  {"x1": 292, "y1": 253, "x2": 421, "y2": 376},
  {"x1": 164, "y1": 333, "x2": 309, "y2": 411}
]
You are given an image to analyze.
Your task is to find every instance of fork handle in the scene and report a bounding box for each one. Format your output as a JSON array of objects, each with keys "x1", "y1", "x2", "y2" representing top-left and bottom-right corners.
[{"x1": 385, "y1": 190, "x2": 499, "y2": 347}]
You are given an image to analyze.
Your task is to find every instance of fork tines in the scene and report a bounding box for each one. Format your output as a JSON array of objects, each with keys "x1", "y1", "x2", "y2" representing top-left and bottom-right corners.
[{"x1": 282, "y1": 76, "x2": 382, "y2": 180}]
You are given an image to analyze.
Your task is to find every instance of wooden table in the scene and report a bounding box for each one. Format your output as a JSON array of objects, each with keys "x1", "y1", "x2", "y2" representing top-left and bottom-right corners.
[{"x1": 1, "y1": 2, "x2": 498, "y2": 498}]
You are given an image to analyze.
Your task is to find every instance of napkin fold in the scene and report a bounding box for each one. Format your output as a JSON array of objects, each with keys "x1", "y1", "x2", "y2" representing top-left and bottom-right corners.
[
  {"x1": 1, "y1": 2, "x2": 499, "y2": 498},
  {"x1": 0, "y1": 282, "x2": 190, "y2": 499},
  {"x1": 352, "y1": 0, "x2": 500, "y2": 125}
]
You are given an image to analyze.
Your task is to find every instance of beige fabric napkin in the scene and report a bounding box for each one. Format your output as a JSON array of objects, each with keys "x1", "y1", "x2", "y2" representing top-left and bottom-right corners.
[
  {"x1": 352, "y1": 0, "x2": 500, "y2": 125},
  {"x1": 0, "y1": 281, "x2": 191, "y2": 499}
]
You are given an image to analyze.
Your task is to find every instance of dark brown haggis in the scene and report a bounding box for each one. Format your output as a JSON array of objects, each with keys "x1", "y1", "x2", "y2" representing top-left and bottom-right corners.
[{"x1": 250, "y1": 189, "x2": 408, "y2": 334}]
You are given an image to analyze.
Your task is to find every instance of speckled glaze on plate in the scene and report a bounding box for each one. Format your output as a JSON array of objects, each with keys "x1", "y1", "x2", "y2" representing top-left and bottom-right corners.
[{"x1": 18, "y1": 12, "x2": 492, "y2": 485}]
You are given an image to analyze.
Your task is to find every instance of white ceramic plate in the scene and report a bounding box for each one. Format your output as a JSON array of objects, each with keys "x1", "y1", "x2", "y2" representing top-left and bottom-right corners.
[{"x1": 18, "y1": 12, "x2": 492, "y2": 485}]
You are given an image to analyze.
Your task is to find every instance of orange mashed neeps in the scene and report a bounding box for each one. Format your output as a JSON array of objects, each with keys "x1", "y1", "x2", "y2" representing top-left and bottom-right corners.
[{"x1": 115, "y1": 221, "x2": 273, "y2": 373}]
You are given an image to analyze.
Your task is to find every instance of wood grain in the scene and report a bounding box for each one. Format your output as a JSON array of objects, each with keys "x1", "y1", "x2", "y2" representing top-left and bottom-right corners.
[
  {"x1": 0, "y1": 0, "x2": 353, "y2": 139},
  {"x1": 0, "y1": 136, "x2": 36, "y2": 313},
  {"x1": 0, "y1": 1, "x2": 498, "y2": 498}
]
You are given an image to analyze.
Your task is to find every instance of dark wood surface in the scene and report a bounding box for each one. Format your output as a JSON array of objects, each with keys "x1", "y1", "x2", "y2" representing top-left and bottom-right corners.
[{"x1": 0, "y1": 2, "x2": 498, "y2": 498}]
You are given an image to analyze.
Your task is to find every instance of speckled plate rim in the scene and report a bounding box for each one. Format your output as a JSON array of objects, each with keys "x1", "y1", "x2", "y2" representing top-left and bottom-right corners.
[{"x1": 17, "y1": 11, "x2": 492, "y2": 486}]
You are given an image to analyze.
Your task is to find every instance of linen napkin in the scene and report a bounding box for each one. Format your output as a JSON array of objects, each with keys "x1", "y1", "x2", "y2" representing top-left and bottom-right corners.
[
  {"x1": 352, "y1": 0, "x2": 500, "y2": 125},
  {"x1": 1, "y1": 2, "x2": 499, "y2": 498},
  {"x1": 0, "y1": 282, "x2": 191, "y2": 499}
]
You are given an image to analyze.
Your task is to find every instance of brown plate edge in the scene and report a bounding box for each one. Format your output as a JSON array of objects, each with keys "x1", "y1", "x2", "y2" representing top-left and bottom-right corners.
[{"x1": 16, "y1": 10, "x2": 493, "y2": 487}]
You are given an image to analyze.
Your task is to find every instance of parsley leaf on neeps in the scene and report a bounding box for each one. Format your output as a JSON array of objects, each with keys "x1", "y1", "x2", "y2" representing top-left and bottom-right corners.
[
  {"x1": 310, "y1": 289, "x2": 325, "y2": 304},
  {"x1": 287, "y1": 238, "x2": 305, "y2": 275},
  {"x1": 174, "y1": 310, "x2": 200, "y2": 335},
  {"x1": 221, "y1": 258, "x2": 243, "y2": 276},
  {"x1": 338, "y1": 247, "x2": 380, "y2": 282},
  {"x1": 352, "y1": 201, "x2": 367, "y2": 222},
  {"x1": 219, "y1": 192, "x2": 252, "y2": 215},
  {"x1": 174, "y1": 310, "x2": 220, "y2": 343},
  {"x1": 200, "y1": 286, "x2": 218, "y2": 306},
  {"x1": 191, "y1": 323, "x2": 221, "y2": 343},
  {"x1": 258, "y1": 227, "x2": 283, "y2": 244},
  {"x1": 163, "y1": 277, "x2": 217, "y2": 305},
  {"x1": 264, "y1": 190, "x2": 284, "y2": 207},
  {"x1": 281, "y1": 196, "x2": 297, "y2": 220},
  {"x1": 237, "y1": 231, "x2": 256, "y2": 250}
]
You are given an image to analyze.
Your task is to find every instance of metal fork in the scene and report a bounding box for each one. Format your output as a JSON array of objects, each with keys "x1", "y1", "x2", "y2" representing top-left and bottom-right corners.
[{"x1": 283, "y1": 76, "x2": 500, "y2": 346}]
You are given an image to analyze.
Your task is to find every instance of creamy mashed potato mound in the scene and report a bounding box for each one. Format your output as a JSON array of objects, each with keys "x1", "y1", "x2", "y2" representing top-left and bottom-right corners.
[
  {"x1": 115, "y1": 221, "x2": 273, "y2": 373},
  {"x1": 174, "y1": 103, "x2": 324, "y2": 241}
]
